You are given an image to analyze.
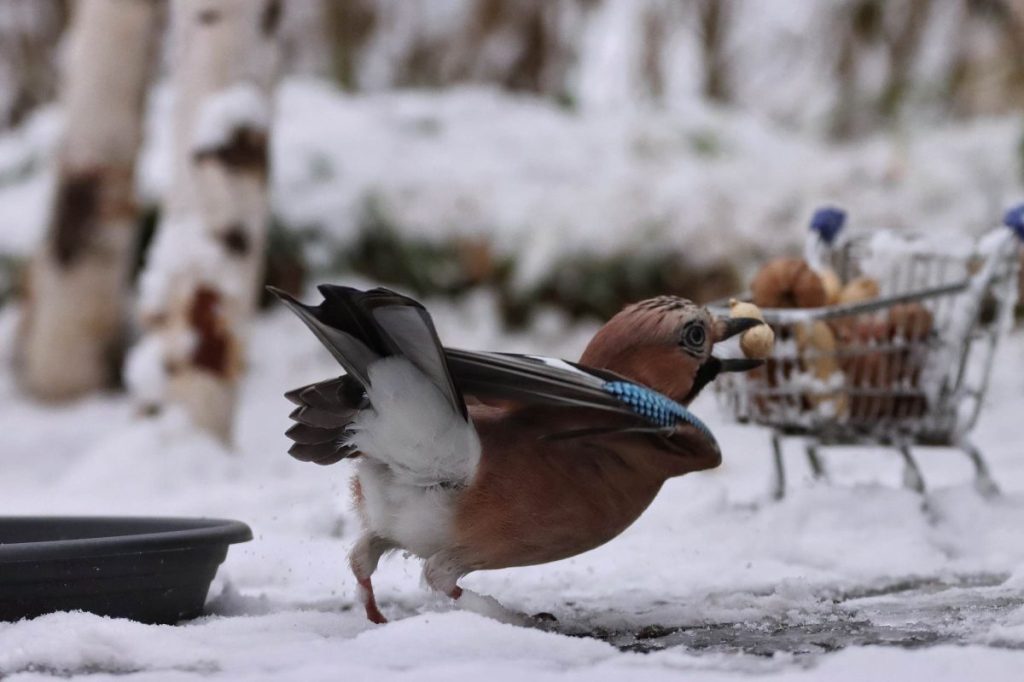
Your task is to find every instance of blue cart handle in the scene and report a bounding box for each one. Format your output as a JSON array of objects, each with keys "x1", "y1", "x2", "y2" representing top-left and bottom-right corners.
[
  {"x1": 810, "y1": 206, "x2": 847, "y2": 246},
  {"x1": 1003, "y1": 203, "x2": 1024, "y2": 241}
]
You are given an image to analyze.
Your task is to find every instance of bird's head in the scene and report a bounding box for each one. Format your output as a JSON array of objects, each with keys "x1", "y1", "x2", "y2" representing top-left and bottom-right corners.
[{"x1": 580, "y1": 296, "x2": 763, "y2": 405}]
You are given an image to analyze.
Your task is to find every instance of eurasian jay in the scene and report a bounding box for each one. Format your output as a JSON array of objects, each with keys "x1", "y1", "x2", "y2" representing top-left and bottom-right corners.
[{"x1": 272, "y1": 286, "x2": 762, "y2": 624}]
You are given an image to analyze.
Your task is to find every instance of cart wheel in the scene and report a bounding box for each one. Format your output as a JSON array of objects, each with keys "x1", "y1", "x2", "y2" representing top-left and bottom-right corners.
[
  {"x1": 959, "y1": 438, "x2": 1000, "y2": 498},
  {"x1": 771, "y1": 432, "x2": 786, "y2": 500},
  {"x1": 898, "y1": 445, "x2": 926, "y2": 494},
  {"x1": 805, "y1": 442, "x2": 828, "y2": 481}
]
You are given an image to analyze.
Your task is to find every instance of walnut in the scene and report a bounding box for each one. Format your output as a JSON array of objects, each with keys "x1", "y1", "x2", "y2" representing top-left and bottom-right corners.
[
  {"x1": 819, "y1": 268, "x2": 842, "y2": 306},
  {"x1": 887, "y1": 303, "x2": 933, "y2": 342},
  {"x1": 729, "y1": 299, "x2": 774, "y2": 359},
  {"x1": 794, "y1": 320, "x2": 846, "y2": 415},
  {"x1": 838, "y1": 277, "x2": 880, "y2": 305},
  {"x1": 750, "y1": 258, "x2": 827, "y2": 309}
]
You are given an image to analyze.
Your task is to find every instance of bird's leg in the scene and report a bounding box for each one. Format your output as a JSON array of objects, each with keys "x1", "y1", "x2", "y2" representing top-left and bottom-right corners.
[
  {"x1": 423, "y1": 551, "x2": 530, "y2": 626},
  {"x1": 349, "y1": 533, "x2": 395, "y2": 624},
  {"x1": 422, "y1": 549, "x2": 466, "y2": 600}
]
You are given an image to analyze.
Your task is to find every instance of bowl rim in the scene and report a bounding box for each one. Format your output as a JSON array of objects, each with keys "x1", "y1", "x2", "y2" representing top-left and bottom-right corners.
[{"x1": 0, "y1": 516, "x2": 253, "y2": 563}]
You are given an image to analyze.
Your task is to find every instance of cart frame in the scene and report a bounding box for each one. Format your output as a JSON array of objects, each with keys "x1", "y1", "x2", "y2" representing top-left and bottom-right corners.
[{"x1": 709, "y1": 224, "x2": 1021, "y2": 499}]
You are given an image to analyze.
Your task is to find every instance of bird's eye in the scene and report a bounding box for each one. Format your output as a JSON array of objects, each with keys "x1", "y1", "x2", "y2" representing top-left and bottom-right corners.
[{"x1": 682, "y1": 323, "x2": 706, "y2": 350}]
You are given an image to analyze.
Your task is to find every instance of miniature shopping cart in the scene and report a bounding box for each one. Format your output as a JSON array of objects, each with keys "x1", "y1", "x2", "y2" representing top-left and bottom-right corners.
[{"x1": 709, "y1": 207, "x2": 1023, "y2": 499}]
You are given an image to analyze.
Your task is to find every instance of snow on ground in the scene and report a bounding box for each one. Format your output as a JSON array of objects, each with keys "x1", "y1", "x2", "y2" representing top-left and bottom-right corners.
[
  {"x1": 2, "y1": 286, "x2": 1024, "y2": 680},
  {"x1": 1, "y1": 74, "x2": 1024, "y2": 680}
]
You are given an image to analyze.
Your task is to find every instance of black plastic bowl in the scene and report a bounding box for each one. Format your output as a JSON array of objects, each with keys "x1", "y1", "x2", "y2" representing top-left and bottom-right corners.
[{"x1": 0, "y1": 516, "x2": 252, "y2": 624}]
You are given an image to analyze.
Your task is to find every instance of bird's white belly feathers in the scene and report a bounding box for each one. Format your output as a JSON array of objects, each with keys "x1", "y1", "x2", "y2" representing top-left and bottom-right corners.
[{"x1": 356, "y1": 459, "x2": 458, "y2": 558}]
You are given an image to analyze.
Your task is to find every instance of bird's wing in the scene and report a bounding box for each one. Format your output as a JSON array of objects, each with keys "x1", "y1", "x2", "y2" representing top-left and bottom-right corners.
[
  {"x1": 444, "y1": 349, "x2": 627, "y2": 412},
  {"x1": 274, "y1": 286, "x2": 478, "y2": 485},
  {"x1": 275, "y1": 285, "x2": 467, "y2": 420},
  {"x1": 444, "y1": 349, "x2": 716, "y2": 446},
  {"x1": 348, "y1": 287, "x2": 468, "y2": 420},
  {"x1": 275, "y1": 283, "x2": 718, "y2": 471}
]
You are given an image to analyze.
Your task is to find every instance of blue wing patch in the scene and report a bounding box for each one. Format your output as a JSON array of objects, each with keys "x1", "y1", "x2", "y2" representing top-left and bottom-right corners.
[{"x1": 603, "y1": 381, "x2": 715, "y2": 443}]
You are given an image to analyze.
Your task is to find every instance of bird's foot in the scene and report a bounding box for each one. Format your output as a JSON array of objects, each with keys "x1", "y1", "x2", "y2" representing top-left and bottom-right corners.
[
  {"x1": 450, "y1": 589, "x2": 559, "y2": 630},
  {"x1": 451, "y1": 588, "x2": 532, "y2": 626},
  {"x1": 358, "y1": 577, "x2": 388, "y2": 624},
  {"x1": 365, "y1": 603, "x2": 388, "y2": 624}
]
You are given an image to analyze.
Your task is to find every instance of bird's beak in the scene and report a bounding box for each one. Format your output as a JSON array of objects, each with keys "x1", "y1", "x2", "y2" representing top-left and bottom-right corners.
[
  {"x1": 716, "y1": 357, "x2": 764, "y2": 373},
  {"x1": 713, "y1": 316, "x2": 763, "y2": 342},
  {"x1": 681, "y1": 315, "x2": 767, "y2": 404}
]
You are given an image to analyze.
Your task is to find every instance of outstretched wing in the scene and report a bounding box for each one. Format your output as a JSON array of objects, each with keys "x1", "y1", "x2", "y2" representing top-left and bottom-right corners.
[
  {"x1": 445, "y1": 349, "x2": 717, "y2": 447},
  {"x1": 273, "y1": 286, "x2": 475, "y2": 482},
  {"x1": 271, "y1": 285, "x2": 467, "y2": 421},
  {"x1": 275, "y1": 285, "x2": 718, "y2": 468},
  {"x1": 445, "y1": 349, "x2": 631, "y2": 414}
]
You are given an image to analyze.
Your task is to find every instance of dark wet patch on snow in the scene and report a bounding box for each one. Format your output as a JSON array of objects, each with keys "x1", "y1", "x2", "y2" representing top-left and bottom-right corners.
[{"x1": 567, "y1": 573, "x2": 1024, "y2": 657}]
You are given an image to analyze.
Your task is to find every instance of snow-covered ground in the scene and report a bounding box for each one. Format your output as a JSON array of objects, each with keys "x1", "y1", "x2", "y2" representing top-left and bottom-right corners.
[
  {"x1": 2, "y1": 73, "x2": 1024, "y2": 679},
  {"x1": 2, "y1": 285, "x2": 1024, "y2": 680}
]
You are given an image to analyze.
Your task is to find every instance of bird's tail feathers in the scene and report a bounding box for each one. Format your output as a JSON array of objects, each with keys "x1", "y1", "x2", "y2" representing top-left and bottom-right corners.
[{"x1": 283, "y1": 375, "x2": 366, "y2": 465}]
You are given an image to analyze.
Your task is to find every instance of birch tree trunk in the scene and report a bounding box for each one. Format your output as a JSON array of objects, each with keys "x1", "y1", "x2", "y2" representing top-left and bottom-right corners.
[
  {"x1": 14, "y1": 0, "x2": 158, "y2": 400},
  {"x1": 696, "y1": 0, "x2": 733, "y2": 104},
  {"x1": 130, "y1": 0, "x2": 283, "y2": 443},
  {"x1": 0, "y1": 0, "x2": 69, "y2": 129}
]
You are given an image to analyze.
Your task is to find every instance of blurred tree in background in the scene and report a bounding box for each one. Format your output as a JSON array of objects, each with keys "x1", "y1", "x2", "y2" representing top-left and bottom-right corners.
[
  {"x1": 301, "y1": 0, "x2": 1024, "y2": 131},
  {"x1": 7, "y1": 1, "x2": 1024, "y2": 136},
  {"x1": 14, "y1": 0, "x2": 159, "y2": 399},
  {"x1": 131, "y1": 0, "x2": 282, "y2": 442},
  {"x1": 0, "y1": 0, "x2": 67, "y2": 129},
  {"x1": 2, "y1": 0, "x2": 1024, "y2": 441}
]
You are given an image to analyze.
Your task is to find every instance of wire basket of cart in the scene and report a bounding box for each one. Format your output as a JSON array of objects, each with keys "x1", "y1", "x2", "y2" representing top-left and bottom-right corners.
[{"x1": 708, "y1": 207, "x2": 1023, "y2": 499}]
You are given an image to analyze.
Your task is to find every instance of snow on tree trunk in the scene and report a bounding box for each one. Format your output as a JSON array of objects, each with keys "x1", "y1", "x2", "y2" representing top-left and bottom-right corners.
[
  {"x1": 14, "y1": 0, "x2": 158, "y2": 400},
  {"x1": 130, "y1": 0, "x2": 283, "y2": 443}
]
